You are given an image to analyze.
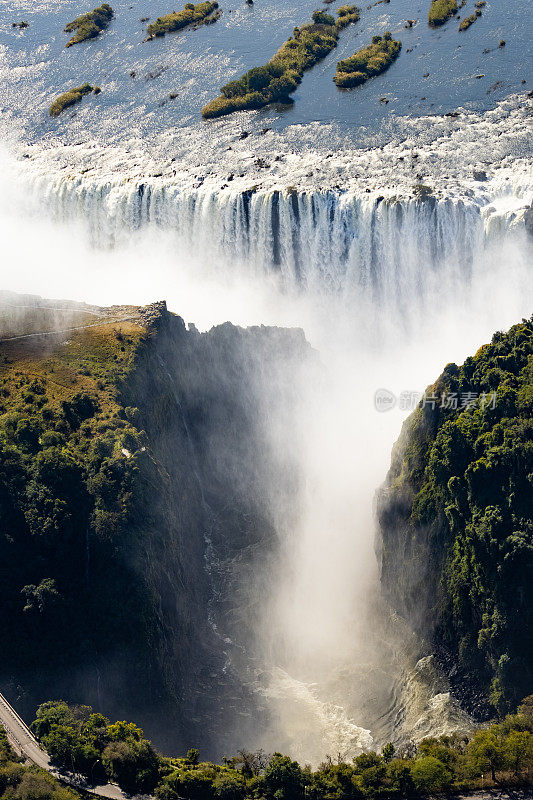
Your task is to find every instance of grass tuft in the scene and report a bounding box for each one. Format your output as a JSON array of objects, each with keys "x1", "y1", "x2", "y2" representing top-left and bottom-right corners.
[
  {"x1": 146, "y1": 2, "x2": 220, "y2": 39},
  {"x1": 49, "y1": 84, "x2": 94, "y2": 117},
  {"x1": 459, "y1": 9, "x2": 481, "y2": 29},
  {"x1": 202, "y1": 8, "x2": 360, "y2": 118},
  {"x1": 428, "y1": 0, "x2": 457, "y2": 26},
  {"x1": 64, "y1": 3, "x2": 113, "y2": 46},
  {"x1": 334, "y1": 31, "x2": 401, "y2": 88}
]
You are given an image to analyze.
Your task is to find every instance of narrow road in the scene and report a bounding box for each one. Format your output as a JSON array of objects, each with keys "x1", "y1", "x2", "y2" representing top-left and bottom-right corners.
[
  {"x1": 0, "y1": 692, "x2": 50, "y2": 769},
  {"x1": 0, "y1": 313, "x2": 140, "y2": 343},
  {"x1": 0, "y1": 692, "x2": 128, "y2": 800}
]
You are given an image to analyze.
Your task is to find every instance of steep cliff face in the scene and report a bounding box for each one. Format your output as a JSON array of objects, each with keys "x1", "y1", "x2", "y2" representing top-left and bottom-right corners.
[
  {"x1": 0, "y1": 296, "x2": 311, "y2": 758},
  {"x1": 377, "y1": 318, "x2": 533, "y2": 717}
]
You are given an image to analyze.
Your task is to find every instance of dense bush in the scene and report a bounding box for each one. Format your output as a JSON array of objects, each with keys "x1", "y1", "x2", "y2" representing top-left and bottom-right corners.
[
  {"x1": 30, "y1": 703, "x2": 160, "y2": 793},
  {"x1": 49, "y1": 84, "x2": 94, "y2": 117},
  {"x1": 334, "y1": 32, "x2": 401, "y2": 88},
  {"x1": 202, "y1": 7, "x2": 360, "y2": 118},
  {"x1": 64, "y1": 4, "x2": 113, "y2": 47},
  {"x1": 428, "y1": 0, "x2": 458, "y2": 26},
  {"x1": 336, "y1": 4, "x2": 361, "y2": 29},
  {"x1": 311, "y1": 9, "x2": 335, "y2": 26},
  {"x1": 459, "y1": 10, "x2": 481, "y2": 30},
  {"x1": 26, "y1": 700, "x2": 533, "y2": 800},
  {"x1": 146, "y1": 2, "x2": 220, "y2": 39},
  {"x1": 378, "y1": 318, "x2": 533, "y2": 713},
  {"x1": 0, "y1": 322, "x2": 158, "y2": 720},
  {"x1": 0, "y1": 726, "x2": 83, "y2": 800}
]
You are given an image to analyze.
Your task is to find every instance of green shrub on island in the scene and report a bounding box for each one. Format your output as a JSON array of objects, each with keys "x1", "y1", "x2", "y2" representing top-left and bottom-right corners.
[
  {"x1": 336, "y1": 4, "x2": 361, "y2": 28},
  {"x1": 64, "y1": 3, "x2": 113, "y2": 47},
  {"x1": 146, "y1": 2, "x2": 220, "y2": 39},
  {"x1": 459, "y1": 9, "x2": 481, "y2": 29},
  {"x1": 26, "y1": 699, "x2": 533, "y2": 800},
  {"x1": 428, "y1": 0, "x2": 457, "y2": 26},
  {"x1": 311, "y1": 8, "x2": 335, "y2": 25},
  {"x1": 334, "y1": 31, "x2": 401, "y2": 88},
  {"x1": 49, "y1": 84, "x2": 96, "y2": 117},
  {"x1": 202, "y1": 9, "x2": 361, "y2": 118}
]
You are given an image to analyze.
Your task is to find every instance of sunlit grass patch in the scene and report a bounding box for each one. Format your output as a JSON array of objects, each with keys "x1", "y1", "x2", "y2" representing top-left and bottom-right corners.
[
  {"x1": 428, "y1": 0, "x2": 457, "y2": 26},
  {"x1": 64, "y1": 3, "x2": 113, "y2": 47},
  {"x1": 334, "y1": 32, "x2": 401, "y2": 88},
  {"x1": 146, "y1": 2, "x2": 220, "y2": 39},
  {"x1": 49, "y1": 84, "x2": 95, "y2": 117}
]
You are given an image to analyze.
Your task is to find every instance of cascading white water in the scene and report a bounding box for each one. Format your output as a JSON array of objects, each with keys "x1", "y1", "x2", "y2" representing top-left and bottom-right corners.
[
  {"x1": 0, "y1": 111, "x2": 531, "y2": 762},
  {"x1": 23, "y1": 173, "x2": 529, "y2": 311}
]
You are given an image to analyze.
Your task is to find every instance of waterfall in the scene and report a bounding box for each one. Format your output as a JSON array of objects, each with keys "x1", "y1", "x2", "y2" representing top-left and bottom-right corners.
[
  {"x1": 28, "y1": 174, "x2": 530, "y2": 310},
  {"x1": 1, "y1": 129, "x2": 530, "y2": 763}
]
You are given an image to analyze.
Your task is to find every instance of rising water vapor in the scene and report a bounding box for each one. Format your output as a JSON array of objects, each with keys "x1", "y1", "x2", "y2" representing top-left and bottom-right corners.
[{"x1": 0, "y1": 138, "x2": 531, "y2": 763}]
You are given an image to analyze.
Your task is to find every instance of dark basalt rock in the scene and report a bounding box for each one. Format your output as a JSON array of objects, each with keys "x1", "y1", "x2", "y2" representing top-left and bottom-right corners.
[
  {"x1": 525, "y1": 205, "x2": 533, "y2": 237},
  {"x1": 0, "y1": 296, "x2": 314, "y2": 760}
]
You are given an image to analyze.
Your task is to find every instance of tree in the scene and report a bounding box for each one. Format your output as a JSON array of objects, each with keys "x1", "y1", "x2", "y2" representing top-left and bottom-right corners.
[
  {"x1": 386, "y1": 759, "x2": 415, "y2": 796},
  {"x1": 410, "y1": 756, "x2": 452, "y2": 793},
  {"x1": 186, "y1": 748, "x2": 200, "y2": 766},
  {"x1": 212, "y1": 771, "x2": 246, "y2": 800},
  {"x1": 504, "y1": 730, "x2": 533, "y2": 776},
  {"x1": 41, "y1": 725, "x2": 83, "y2": 773},
  {"x1": 264, "y1": 754, "x2": 304, "y2": 800},
  {"x1": 311, "y1": 9, "x2": 335, "y2": 25},
  {"x1": 227, "y1": 750, "x2": 267, "y2": 778},
  {"x1": 33, "y1": 703, "x2": 75, "y2": 741},
  {"x1": 16, "y1": 771, "x2": 54, "y2": 800},
  {"x1": 22, "y1": 579, "x2": 61, "y2": 614},
  {"x1": 381, "y1": 743, "x2": 395, "y2": 763},
  {"x1": 103, "y1": 738, "x2": 160, "y2": 794},
  {"x1": 466, "y1": 730, "x2": 505, "y2": 782}
]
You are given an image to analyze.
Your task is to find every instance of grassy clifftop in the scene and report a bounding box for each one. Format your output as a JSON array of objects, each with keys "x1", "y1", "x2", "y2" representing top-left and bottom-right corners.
[
  {"x1": 0, "y1": 299, "x2": 161, "y2": 726},
  {"x1": 377, "y1": 318, "x2": 533, "y2": 716}
]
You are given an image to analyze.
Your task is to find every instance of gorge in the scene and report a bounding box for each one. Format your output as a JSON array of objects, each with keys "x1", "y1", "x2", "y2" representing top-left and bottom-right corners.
[{"x1": 0, "y1": 0, "x2": 532, "y2": 777}]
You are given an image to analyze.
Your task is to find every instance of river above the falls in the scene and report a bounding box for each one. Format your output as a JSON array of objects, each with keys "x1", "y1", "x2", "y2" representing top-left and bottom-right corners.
[{"x1": 0, "y1": 0, "x2": 531, "y2": 150}]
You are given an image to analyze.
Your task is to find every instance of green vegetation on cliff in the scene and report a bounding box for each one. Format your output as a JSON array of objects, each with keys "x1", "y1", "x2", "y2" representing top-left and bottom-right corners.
[
  {"x1": 146, "y1": 2, "x2": 220, "y2": 39},
  {"x1": 378, "y1": 318, "x2": 533, "y2": 714},
  {"x1": 202, "y1": 7, "x2": 360, "y2": 118},
  {"x1": 24, "y1": 699, "x2": 533, "y2": 799},
  {"x1": 0, "y1": 312, "x2": 155, "y2": 696},
  {"x1": 64, "y1": 4, "x2": 113, "y2": 47},
  {"x1": 428, "y1": 0, "x2": 457, "y2": 26},
  {"x1": 0, "y1": 296, "x2": 312, "y2": 757},
  {"x1": 0, "y1": 726, "x2": 83, "y2": 800},
  {"x1": 334, "y1": 32, "x2": 401, "y2": 88},
  {"x1": 49, "y1": 84, "x2": 95, "y2": 117},
  {"x1": 32, "y1": 702, "x2": 159, "y2": 793}
]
